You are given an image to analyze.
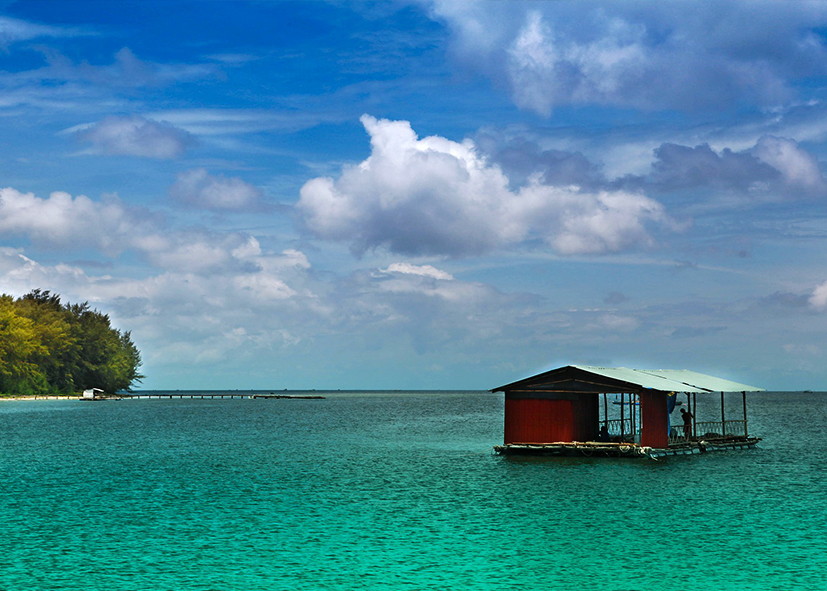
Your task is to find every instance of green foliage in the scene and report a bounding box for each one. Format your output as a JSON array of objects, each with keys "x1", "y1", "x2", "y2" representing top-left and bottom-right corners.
[{"x1": 0, "y1": 290, "x2": 143, "y2": 395}]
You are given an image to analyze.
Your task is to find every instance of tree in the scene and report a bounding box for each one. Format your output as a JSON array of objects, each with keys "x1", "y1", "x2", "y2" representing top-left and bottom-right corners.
[
  {"x1": 0, "y1": 295, "x2": 49, "y2": 395},
  {"x1": 0, "y1": 291, "x2": 143, "y2": 395},
  {"x1": 67, "y1": 302, "x2": 144, "y2": 392},
  {"x1": 16, "y1": 290, "x2": 76, "y2": 392}
]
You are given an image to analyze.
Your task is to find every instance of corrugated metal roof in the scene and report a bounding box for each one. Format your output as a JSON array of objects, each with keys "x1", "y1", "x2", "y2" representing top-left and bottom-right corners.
[{"x1": 572, "y1": 365, "x2": 764, "y2": 393}]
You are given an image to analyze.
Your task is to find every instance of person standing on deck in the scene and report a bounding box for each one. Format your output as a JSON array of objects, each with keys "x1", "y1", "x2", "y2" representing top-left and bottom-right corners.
[{"x1": 681, "y1": 408, "x2": 693, "y2": 441}]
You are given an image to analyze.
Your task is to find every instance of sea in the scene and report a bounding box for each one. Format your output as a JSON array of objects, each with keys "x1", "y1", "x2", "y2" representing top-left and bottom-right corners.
[{"x1": 1, "y1": 390, "x2": 825, "y2": 591}]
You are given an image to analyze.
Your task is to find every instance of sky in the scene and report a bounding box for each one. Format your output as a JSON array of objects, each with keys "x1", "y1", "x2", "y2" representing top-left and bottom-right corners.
[{"x1": 2, "y1": 1, "x2": 827, "y2": 391}]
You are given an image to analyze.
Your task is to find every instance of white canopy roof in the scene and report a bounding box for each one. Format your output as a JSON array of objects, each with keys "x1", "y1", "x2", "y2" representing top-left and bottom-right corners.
[{"x1": 572, "y1": 365, "x2": 765, "y2": 393}]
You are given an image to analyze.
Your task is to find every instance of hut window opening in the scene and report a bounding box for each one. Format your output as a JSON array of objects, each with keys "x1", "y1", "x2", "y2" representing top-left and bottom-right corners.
[{"x1": 598, "y1": 392, "x2": 641, "y2": 443}]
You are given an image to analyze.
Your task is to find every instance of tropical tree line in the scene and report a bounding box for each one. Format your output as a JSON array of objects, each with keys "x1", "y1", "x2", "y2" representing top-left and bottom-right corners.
[{"x1": 0, "y1": 290, "x2": 142, "y2": 396}]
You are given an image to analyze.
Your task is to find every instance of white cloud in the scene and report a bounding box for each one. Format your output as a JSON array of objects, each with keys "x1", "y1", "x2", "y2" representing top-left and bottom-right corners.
[
  {"x1": 135, "y1": 232, "x2": 262, "y2": 274},
  {"x1": 752, "y1": 135, "x2": 827, "y2": 195},
  {"x1": 810, "y1": 280, "x2": 827, "y2": 310},
  {"x1": 507, "y1": 11, "x2": 648, "y2": 116},
  {"x1": 148, "y1": 108, "x2": 342, "y2": 136},
  {"x1": 0, "y1": 248, "x2": 317, "y2": 368},
  {"x1": 170, "y1": 168, "x2": 264, "y2": 211},
  {"x1": 297, "y1": 115, "x2": 672, "y2": 257},
  {"x1": 0, "y1": 248, "x2": 77, "y2": 293},
  {"x1": 0, "y1": 186, "x2": 272, "y2": 275},
  {"x1": 0, "y1": 187, "x2": 143, "y2": 253},
  {"x1": 382, "y1": 262, "x2": 454, "y2": 281},
  {"x1": 425, "y1": 1, "x2": 827, "y2": 114},
  {"x1": 2, "y1": 238, "x2": 822, "y2": 389},
  {"x1": 75, "y1": 115, "x2": 193, "y2": 158},
  {"x1": 371, "y1": 262, "x2": 486, "y2": 304},
  {"x1": 508, "y1": 182, "x2": 668, "y2": 255},
  {"x1": 0, "y1": 246, "x2": 511, "y2": 374}
]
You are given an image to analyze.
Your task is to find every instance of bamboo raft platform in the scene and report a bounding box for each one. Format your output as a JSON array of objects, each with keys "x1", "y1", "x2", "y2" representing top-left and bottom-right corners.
[{"x1": 494, "y1": 436, "x2": 761, "y2": 459}]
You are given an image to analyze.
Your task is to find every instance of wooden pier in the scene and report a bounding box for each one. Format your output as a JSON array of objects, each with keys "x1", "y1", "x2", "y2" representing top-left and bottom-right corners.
[
  {"x1": 129, "y1": 393, "x2": 253, "y2": 399},
  {"x1": 128, "y1": 393, "x2": 327, "y2": 400},
  {"x1": 251, "y1": 394, "x2": 326, "y2": 400}
]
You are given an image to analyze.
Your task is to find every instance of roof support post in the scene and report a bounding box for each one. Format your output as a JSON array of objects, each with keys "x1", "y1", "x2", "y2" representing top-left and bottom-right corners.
[
  {"x1": 692, "y1": 392, "x2": 697, "y2": 439},
  {"x1": 742, "y1": 390, "x2": 748, "y2": 438},
  {"x1": 721, "y1": 391, "x2": 726, "y2": 433},
  {"x1": 685, "y1": 392, "x2": 692, "y2": 437},
  {"x1": 603, "y1": 393, "x2": 607, "y2": 425},
  {"x1": 620, "y1": 392, "x2": 625, "y2": 440}
]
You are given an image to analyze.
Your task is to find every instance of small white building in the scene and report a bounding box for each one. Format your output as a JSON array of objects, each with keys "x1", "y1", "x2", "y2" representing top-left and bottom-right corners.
[{"x1": 82, "y1": 388, "x2": 104, "y2": 400}]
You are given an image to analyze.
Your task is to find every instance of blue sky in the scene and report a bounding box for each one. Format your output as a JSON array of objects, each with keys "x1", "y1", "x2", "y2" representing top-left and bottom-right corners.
[{"x1": 2, "y1": 1, "x2": 827, "y2": 390}]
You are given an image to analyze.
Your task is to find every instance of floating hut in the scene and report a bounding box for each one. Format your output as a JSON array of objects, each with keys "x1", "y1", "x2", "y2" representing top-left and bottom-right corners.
[{"x1": 492, "y1": 365, "x2": 764, "y2": 458}]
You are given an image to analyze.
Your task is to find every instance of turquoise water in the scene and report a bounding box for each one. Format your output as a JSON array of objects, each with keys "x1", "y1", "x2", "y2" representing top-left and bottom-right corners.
[{"x1": 1, "y1": 391, "x2": 826, "y2": 590}]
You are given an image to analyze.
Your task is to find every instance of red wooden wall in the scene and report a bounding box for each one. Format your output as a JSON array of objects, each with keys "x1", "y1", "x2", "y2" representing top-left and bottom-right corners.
[
  {"x1": 639, "y1": 391, "x2": 668, "y2": 448},
  {"x1": 504, "y1": 396, "x2": 598, "y2": 444}
]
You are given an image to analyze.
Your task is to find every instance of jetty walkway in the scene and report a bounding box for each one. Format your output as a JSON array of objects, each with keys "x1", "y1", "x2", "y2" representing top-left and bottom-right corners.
[
  {"x1": 130, "y1": 393, "x2": 252, "y2": 399},
  {"x1": 128, "y1": 393, "x2": 325, "y2": 400}
]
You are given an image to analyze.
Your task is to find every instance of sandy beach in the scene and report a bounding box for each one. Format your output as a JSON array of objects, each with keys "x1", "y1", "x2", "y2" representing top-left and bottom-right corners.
[{"x1": 0, "y1": 396, "x2": 79, "y2": 401}]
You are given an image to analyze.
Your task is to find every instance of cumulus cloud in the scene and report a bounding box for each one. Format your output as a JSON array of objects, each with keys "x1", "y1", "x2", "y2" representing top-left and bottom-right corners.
[
  {"x1": 644, "y1": 136, "x2": 827, "y2": 198},
  {"x1": 425, "y1": 1, "x2": 827, "y2": 114},
  {"x1": 297, "y1": 115, "x2": 672, "y2": 257},
  {"x1": 0, "y1": 245, "x2": 319, "y2": 370},
  {"x1": 752, "y1": 136, "x2": 827, "y2": 195},
  {"x1": 0, "y1": 187, "x2": 146, "y2": 253},
  {"x1": 474, "y1": 132, "x2": 602, "y2": 190},
  {"x1": 0, "y1": 245, "x2": 520, "y2": 371},
  {"x1": 75, "y1": 115, "x2": 194, "y2": 158},
  {"x1": 648, "y1": 143, "x2": 779, "y2": 193},
  {"x1": 810, "y1": 281, "x2": 827, "y2": 310},
  {"x1": 510, "y1": 181, "x2": 668, "y2": 255},
  {"x1": 5, "y1": 235, "x2": 821, "y2": 387},
  {"x1": 135, "y1": 232, "x2": 264, "y2": 275},
  {"x1": 507, "y1": 10, "x2": 650, "y2": 116},
  {"x1": 170, "y1": 169, "x2": 265, "y2": 211},
  {"x1": 0, "y1": 186, "x2": 274, "y2": 275}
]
